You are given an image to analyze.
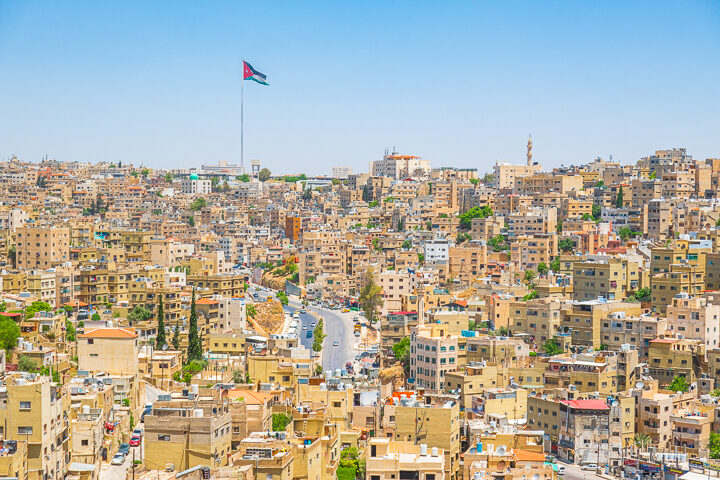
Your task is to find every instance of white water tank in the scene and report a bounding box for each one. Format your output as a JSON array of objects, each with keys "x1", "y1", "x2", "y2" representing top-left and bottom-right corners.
[
  {"x1": 108, "y1": 320, "x2": 113, "y2": 328},
  {"x1": 191, "y1": 384, "x2": 199, "y2": 395},
  {"x1": 194, "y1": 409, "x2": 204, "y2": 418},
  {"x1": 82, "y1": 405, "x2": 90, "y2": 414},
  {"x1": 17, "y1": 337, "x2": 24, "y2": 347},
  {"x1": 431, "y1": 447, "x2": 438, "y2": 457},
  {"x1": 420, "y1": 444, "x2": 427, "y2": 456}
]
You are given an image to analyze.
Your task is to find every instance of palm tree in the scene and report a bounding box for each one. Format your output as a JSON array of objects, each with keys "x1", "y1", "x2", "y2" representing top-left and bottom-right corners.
[{"x1": 634, "y1": 433, "x2": 651, "y2": 452}]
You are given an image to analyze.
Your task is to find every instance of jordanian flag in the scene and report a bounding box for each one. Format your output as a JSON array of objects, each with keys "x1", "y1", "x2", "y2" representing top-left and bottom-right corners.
[{"x1": 243, "y1": 61, "x2": 269, "y2": 85}]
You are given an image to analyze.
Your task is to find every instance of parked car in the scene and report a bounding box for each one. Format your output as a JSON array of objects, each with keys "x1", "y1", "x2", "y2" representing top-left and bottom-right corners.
[
  {"x1": 581, "y1": 464, "x2": 597, "y2": 471},
  {"x1": 302, "y1": 325, "x2": 307, "y2": 330},
  {"x1": 333, "y1": 341, "x2": 339, "y2": 347},
  {"x1": 118, "y1": 443, "x2": 130, "y2": 456},
  {"x1": 557, "y1": 465, "x2": 565, "y2": 475},
  {"x1": 111, "y1": 454, "x2": 125, "y2": 466},
  {"x1": 129, "y1": 435, "x2": 142, "y2": 447},
  {"x1": 306, "y1": 331, "x2": 313, "y2": 338}
]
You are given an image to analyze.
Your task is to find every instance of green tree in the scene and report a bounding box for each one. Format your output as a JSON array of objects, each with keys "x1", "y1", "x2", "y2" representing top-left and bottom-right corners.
[
  {"x1": 91, "y1": 312, "x2": 101, "y2": 321},
  {"x1": 558, "y1": 239, "x2": 575, "y2": 253},
  {"x1": 361, "y1": 185, "x2": 371, "y2": 202},
  {"x1": 543, "y1": 338, "x2": 563, "y2": 356},
  {"x1": 172, "y1": 321, "x2": 180, "y2": 350},
  {"x1": 359, "y1": 269, "x2": 384, "y2": 324},
  {"x1": 25, "y1": 300, "x2": 52, "y2": 319},
  {"x1": 456, "y1": 232, "x2": 471, "y2": 245},
  {"x1": 616, "y1": 186, "x2": 624, "y2": 208},
  {"x1": 312, "y1": 319, "x2": 326, "y2": 352},
  {"x1": 482, "y1": 173, "x2": 495, "y2": 183},
  {"x1": 237, "y1": 174, "x2": 250, "y2": 182},
  {"x1": 272, "y1": 413, "x2": 293, "y2": 431},
  {"x1": 668, "y1": 375, "x2": 689, "y2": 392},
  {"x1": 634, "y1": 433, "x2": 651, "y2": 452},
  {"x1": 594, "y1": 180, "x2": 605, "y2": 188},
  {"x1": 537, "y1": 262, "x2": 549, "y2": 276},
  {"x1": 127, "y1": 305, "x2": 152, "y2": 325},
  {"x1": 522, "y1": 290, "x2": 538, "y2": 301},
  {"x1": 186, "y1": 290, "x2": 203, "y2": 362},
  {"x1": 392, "y1": 336, "x2": 410, "y2": 373},
  {"x1": 188, "y1": 215, "x2": 195, "y2": 227},
  {"x1": 7, "y1": 245, "x2": 16, "y2": 268},
  {"x1": 459, "y1": 205, "x2": 493, "y2": 229},
  {"x1": 189, "y1": 197, "x2": 207, "y2": 212},
  {"x1": 164, "y1": 172, "x2": 174, "y2": 183},
  {"x1": 156, "y1": 295, "x2": 167, "y2": 348},
  {"x1": 523, "y1": 269, "x2": 536, "y2": 286},
  {"x1": 258, "y1": 168, "x2": 271, "y2": 182},
  {"x1": 710, "y1": 432, "x2": 720, "y2": 459},
  {"x1": 649, "y1": 170, "x2": 657, "y2": 180},
  {"x1": 488, "y1": 235, "x2": 509, "y2": 252},
  {"x1": 401, "y1": 240, "x2": 412, "y2": 249},
  {"x1": 550, "y1": 257, "x2": 560, "y2": 272},
  {"x1": 626, "y1": 287, "x2": 651, "y2": 303},
  {"x1": 65, "y1": 320, "x2": 76, "y2": 342},
  {"x1": 246, "y1": 304, "x2": 257, "y2": 318},
  {"x1": 232, "y1": 369, "x2": 245, "y2": 383},
  {"x1": 17, "y1": 355, "x2": 38, "y2": 372},
  {"x1": 276, "y1": 292, "x2": 289, "y2": 306},
  {"x1": 618, "y1": 226, "x2": 641, "y2": 241},
  {"x1": 592, "y1": 203, "x2": 602, "y2": 220}
]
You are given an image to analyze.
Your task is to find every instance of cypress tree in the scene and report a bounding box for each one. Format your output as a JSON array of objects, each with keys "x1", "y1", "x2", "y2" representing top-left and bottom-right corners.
[
  {"x1": 616, "y1": 186, "x2": 624, "y2": 208},
  {"x1": 186, "y1": 290, "x2": 203, "y2": 362},
  {"x1": 172, "y1": 321, "x2": 180, "y2": 351},
  {"x1": 155, "y1": 295, "x2": 166, "y2": 348}
]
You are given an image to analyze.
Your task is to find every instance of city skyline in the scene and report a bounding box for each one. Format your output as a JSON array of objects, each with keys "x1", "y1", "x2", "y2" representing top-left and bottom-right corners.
[{"x1": 1, "y1": 1, "x2": 719, "y2": 174}]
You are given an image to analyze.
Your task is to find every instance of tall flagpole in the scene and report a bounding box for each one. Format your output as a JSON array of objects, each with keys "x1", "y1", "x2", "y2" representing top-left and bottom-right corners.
[{"x1": 240, "y1": 60, "x2": 245, "y2": 174}]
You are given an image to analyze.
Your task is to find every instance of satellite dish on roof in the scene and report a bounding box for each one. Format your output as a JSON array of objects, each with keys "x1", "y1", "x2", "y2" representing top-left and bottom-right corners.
[
  {"x1": 161, "y1": 343, "x2": 168, "y2": 351},
  {"x1": 635, "y1": 381, "x2": 644, "y2": 390}
]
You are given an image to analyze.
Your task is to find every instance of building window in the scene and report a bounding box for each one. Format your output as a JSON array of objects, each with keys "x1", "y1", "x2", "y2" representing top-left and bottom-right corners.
[
  {"x1": 18, "y1": 427, "x2": 33, "y2": 435},
  {"x1": 19, "y1": 401, "x2": 31, "y2": 410},
  {"x1": 158, "y1": 435, "x2": 170, "y2": 441}
]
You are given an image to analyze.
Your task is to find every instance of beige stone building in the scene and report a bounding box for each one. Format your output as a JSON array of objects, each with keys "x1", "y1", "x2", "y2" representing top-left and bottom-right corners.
[
  {"x1": 77, "y1": 327, "x2": 139, "y2": 375},
  {"x1": 365, "y1": 439, "x2": 445, "y2": 480},
  {"x1": 0, "y1": 374, "x2": 70, "y2": 480},
  {"x1": 15, "y1": 226, "x2": 70, "y2": 269}
]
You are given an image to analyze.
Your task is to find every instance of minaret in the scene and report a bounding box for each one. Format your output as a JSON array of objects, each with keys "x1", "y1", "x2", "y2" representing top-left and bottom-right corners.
[{"x1": 527, "y1": 134, "x2": 533, "y2": 166}]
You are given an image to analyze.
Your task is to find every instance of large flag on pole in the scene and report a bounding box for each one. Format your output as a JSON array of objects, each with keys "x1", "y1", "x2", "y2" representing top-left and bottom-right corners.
[{"x1": 243, "y1": 61, "x2": 269, "y2": 85}]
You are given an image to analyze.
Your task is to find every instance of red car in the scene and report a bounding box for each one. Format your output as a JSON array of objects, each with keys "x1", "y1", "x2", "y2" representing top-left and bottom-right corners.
[{"x1": 129, "y1": 435, "x2": 142, "y2": 447}]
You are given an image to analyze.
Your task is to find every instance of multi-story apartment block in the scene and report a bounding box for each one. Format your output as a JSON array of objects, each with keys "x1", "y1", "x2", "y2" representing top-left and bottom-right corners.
[
  {"x1": 15, "y1": 226, "x2": 70, "y2": 269},
  {"x1": 572, "y1": 258, "x2": 641, "y2": 302},
  {"x1": 666, "y1": 293, "x2": 720, "y2": 349},
  {"x1": 144, "y1": 394, "x2": 232, "y2": 471},
  {"x1": 410, "y1": 324, "x2": 459, "y2": 391},
  {"x1": 0, "y1": 374, "x2": 70, "y2": 480}
]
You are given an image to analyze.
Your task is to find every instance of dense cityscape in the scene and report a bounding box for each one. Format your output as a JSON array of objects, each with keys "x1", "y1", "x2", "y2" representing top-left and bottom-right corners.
[{"x1": 0, "y1": 145, "x2": 718, "y2": 480}]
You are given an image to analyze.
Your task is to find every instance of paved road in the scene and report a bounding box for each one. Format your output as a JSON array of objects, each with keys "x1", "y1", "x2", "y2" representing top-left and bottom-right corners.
[
  {"x1": 250, "y1": 285, "x2": 357, "y2": 372},
  {"x1": 99, "y1": 425, "x2": 144, "y2": 480},
  {"x1": 559, "y1": 462, "x2": 605, "y2": 480}
]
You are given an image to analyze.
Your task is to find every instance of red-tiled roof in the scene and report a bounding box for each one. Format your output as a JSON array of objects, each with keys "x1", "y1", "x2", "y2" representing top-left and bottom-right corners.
[
  {"x1": 79, "y1": 328, "x2": 137, "y2": 339},
  {"x1": 196, "y1": 298, "x2": 219, "y2": 305},
  {"x1": 650, "y1": 338, "x2": 677, "y2": 344},
  {"x1": 561, "y1": 399, "x2": 609, "y2": 410}
]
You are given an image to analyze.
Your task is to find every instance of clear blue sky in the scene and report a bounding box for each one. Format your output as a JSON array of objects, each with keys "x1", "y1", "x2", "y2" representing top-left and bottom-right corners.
[{"x1": 1, "y1": 1, "x2": 719, "y2": 175}]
